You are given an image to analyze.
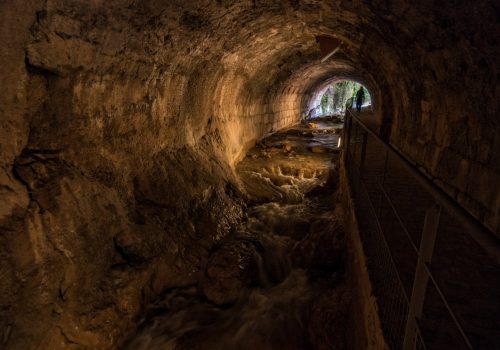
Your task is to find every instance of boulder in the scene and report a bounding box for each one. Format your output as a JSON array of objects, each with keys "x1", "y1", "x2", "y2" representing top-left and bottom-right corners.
[
  {"x1": 201, "y1": 240, "x2": 257, "y2": 305},
  {"x1": 308, "y1": 145, "x2": 330, "y2": 154},
  {"x1": 291, "y1": 218, "x2": 345, "y2": 271}
]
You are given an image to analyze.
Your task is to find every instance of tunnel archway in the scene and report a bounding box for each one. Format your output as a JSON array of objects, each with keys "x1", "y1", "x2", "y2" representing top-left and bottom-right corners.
[
  {"x1": 306, "y1": 79, "x2": 374, "y2": 119},
  {"x1": 0, "y1": 0, "x2": 498, "y2": 348}
]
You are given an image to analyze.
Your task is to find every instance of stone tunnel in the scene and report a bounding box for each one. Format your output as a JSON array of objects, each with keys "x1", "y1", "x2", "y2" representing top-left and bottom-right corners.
[{"x1": 0, "y1": 0, "x2": 499, "y2": 349}]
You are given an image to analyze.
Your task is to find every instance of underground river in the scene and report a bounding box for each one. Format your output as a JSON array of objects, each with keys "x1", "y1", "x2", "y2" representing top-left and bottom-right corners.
[{"x1": 124, "y1": 117, "x2": 354, "y2": 349}]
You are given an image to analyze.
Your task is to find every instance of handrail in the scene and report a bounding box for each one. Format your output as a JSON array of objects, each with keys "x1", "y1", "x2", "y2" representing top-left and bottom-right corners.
[
  {"x1": 346, "y1": 109, "x2": 500, "y2": 265},
  {"x1": 349, "y1": 155, "x2": 411, "y2": 305}
]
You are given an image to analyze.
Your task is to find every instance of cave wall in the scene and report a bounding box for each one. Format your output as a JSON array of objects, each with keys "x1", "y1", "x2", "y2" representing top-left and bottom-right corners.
[
  {"x1": 356, "y1": 1, "x2": 500, "y2": 235},
  {"x1": 0, "y1": 0, "x2": 499, "y2": 348},
  {"x1": 0, "y1": 1, "x2": 312, "y2": 348},
  {"x1": 295, "y1": 0, "x2": 500, "y2": 235}
]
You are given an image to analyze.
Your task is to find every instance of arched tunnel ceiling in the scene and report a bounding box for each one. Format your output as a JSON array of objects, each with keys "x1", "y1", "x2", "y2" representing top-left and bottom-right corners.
[
  {"x1": 12, "y1": 0, "x2": 500, "y2": 190},
  {"x1": 14, "y1": 0, "x2": 500, "y2": 214},
  {"x1": 192, "y1": 1, "x2": 375, "y2": 104},
  {"x1": 97, "y1": 0, "x2": 390, "y2": 114},
  {"x1": 22, "y1": 0, "x2": 500, "y2": 120},
  {"x1": 1, "y1": 0, "x2": 499, "y2": 348}
]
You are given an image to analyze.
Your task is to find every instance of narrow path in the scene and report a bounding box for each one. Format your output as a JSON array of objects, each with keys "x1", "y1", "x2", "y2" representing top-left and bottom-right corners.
[
  {"x1": 348, "y1": 110, "x2": 500, "y2": 349},
  {"x1": 124, "y1": 118, "x2": 353, "y2": 350}
]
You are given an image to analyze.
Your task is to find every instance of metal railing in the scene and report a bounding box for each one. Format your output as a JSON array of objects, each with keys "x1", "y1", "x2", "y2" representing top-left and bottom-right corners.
[{"x1": 343, "y1": 109, "x2": 500, "y2": 349}]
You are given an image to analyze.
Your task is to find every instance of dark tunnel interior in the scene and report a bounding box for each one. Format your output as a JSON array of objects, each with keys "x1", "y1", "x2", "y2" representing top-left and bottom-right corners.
[{"x1": 0, "y1": 0, "x2": 499, "y2": 348}]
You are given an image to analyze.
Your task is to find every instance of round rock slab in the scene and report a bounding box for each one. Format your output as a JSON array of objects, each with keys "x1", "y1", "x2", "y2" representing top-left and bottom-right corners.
[
  {"x1": 201, "y1": 240, "x2": 257, "y2": 305},
  {"x1": 308, "y1": 145, "x2": 330, "y2": 154},
  {"x1": 291, "y1": 218, "x2": 345, "y2": 272}
]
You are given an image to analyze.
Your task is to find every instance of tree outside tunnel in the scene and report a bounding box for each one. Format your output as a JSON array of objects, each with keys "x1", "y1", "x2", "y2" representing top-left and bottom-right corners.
[{"x1": 309, "y1": 81, "x2": 371, "y2": 119}]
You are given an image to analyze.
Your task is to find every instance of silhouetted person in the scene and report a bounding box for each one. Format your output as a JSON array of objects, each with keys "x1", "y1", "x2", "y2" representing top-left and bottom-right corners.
[{"x1": 355, "y1": 86, "x2": 364, "y2": 113}]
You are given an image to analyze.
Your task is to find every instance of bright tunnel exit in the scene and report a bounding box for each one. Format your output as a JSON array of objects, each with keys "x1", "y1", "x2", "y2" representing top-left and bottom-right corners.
[{"x1": 306, "y1": 80, "x2": 372, "y2": 120}]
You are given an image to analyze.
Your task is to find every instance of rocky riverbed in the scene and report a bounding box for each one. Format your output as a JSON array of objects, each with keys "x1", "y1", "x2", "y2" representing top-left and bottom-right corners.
[{"x1": 124, "y1": 118, "x2": 354, "y2": 350}]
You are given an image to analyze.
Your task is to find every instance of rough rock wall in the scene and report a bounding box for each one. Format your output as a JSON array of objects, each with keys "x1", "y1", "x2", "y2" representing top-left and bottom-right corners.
[
  {"x1": 301, "y1": 1, "x2": 499, "y2": 235},
  {"x1": 364, "y1": 1, "x2": 500, "y2": 235},
  {"x1": 0, "y1": 0, "x2": 499, "y2": 348},
  {"x1": 0, "y1": 1, "x2": 320, "y2": 348},
  {"x1": 295, "y1": 1, "x2": 500, "y2": 235}
]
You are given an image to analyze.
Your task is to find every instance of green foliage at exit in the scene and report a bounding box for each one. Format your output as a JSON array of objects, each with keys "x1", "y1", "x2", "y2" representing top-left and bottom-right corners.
[{"x1": 319, "y1": 80, "x2": 371, "y2": 115}]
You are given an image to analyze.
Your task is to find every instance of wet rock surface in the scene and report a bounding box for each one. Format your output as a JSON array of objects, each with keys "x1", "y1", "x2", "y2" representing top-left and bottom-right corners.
[
  {"x1": 201, "y1": 239, "x2": 258, "y2": 305},
  {"x1": 237, "y1": 120, "x2": 342, "y2": 204},
  {"x1": 125, "y1": 119, "x2": 353, "y2": 349},
  {"x1": 0, "y1": 0, "x2": 498, "y2": 348},
  {"x1": 291, "y1": 217, "x2": 346, "y2": 272}
]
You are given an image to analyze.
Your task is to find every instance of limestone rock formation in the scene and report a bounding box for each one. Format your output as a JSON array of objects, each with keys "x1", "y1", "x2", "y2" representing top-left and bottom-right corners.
[
  {"x1": 292, "y1": 217, "x2": 345, "y2": 272},
  {"x1": 0, "y1": 0, "x2": 498, "y2": 348},
  {"x1": 201, "y1": 240, "x2": 257, "y2": 305}
]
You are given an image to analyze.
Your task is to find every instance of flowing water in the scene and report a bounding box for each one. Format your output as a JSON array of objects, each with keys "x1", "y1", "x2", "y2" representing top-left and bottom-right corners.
[{"x1": 125, "y1": 118, "x2": 350, "y2": 350}]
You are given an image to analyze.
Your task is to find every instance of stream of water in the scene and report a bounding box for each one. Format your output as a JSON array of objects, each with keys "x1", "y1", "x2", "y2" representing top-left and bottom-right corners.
[{"x1": 124, "y1": 118, "x2": 348, "y2": 350}]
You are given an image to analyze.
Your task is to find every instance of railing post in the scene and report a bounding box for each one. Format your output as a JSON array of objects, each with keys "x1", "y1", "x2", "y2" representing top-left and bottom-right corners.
[{"x1": 403, "y1": 204, "x2": 441, "y2": 350}]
